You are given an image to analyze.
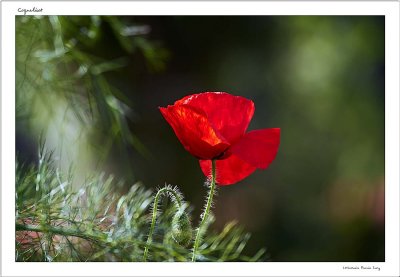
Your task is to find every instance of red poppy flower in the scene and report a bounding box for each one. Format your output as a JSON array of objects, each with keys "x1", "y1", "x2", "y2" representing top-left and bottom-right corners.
[{"x1": 160, "y1": 92, "x2": 280, "y2": 185}]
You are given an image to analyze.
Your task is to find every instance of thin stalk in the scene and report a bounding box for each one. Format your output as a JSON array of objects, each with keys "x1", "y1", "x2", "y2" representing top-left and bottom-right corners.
[
  {"x1": 143, "y1": 187, "x2": 182, "y2": 261},
  {"x1": 16, "y1": 222, "x2": 183, "y2": 254},
  {"x1": 16, "y1": 223, "x2": 104, "y2": 244},
  {"x1": 192, "y1": 159, "x2": 216, "y2": 262}
]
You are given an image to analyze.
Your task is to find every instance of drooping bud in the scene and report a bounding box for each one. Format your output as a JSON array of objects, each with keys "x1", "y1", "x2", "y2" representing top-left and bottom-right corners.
[{"x1": 171, "y1": 205, "x2": 193, "y2": 247}]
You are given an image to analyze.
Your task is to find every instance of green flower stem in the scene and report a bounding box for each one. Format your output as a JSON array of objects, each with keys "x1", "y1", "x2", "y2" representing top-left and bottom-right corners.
[
  {"x1": 143, "y1": 187, "x2": 182, "y2": 262},
  {"x1": 192, "y1": 159, "x2": 216, "y2": 262}
]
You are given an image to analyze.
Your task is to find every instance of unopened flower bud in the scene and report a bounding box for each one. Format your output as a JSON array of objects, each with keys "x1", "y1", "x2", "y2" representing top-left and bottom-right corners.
[{"x1": 171, "y1": 206, "x2": 192, "y2": 247}]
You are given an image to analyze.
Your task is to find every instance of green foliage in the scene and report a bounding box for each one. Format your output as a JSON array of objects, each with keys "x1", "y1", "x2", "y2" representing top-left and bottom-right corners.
[
  {"x1": 15, "y1": 147, "x2": 266, "y2": 262},
  {"x1": 16, "y1": 16, "x2": 169, "y2": 165}
]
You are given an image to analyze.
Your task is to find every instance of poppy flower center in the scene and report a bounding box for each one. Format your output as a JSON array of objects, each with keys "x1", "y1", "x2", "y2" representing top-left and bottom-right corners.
[{"x1": 212, "y1": 147, "x2": 232, "y2": 160}]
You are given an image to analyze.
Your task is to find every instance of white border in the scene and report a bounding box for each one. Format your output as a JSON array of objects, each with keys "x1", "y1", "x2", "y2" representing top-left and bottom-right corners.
[{"x1": 2, "y1": 1, "x2": 399, "y2": 276}]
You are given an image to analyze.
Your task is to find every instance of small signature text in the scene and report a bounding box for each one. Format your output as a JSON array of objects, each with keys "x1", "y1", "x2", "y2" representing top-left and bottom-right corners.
[
  {"x1": 17, "y1": 7, "x2": 43, "y2": 15},
  {"x1": 343, "y1": 265, "x2": 381, "y2": 271}
]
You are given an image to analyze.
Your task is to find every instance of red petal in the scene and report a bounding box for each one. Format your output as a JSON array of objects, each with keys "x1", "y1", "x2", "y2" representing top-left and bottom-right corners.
[
  {"x1": 176, "y1": 92, "x2": 255, "y2": 144},
  {"x1": 199, "y1": 156, "x2": 256, "y2": 185},
  {"x1": 229, "y1": 128, "x2": 280, "y2": 169},
  {"x1": 160, "y1": 105, "x2": 230, "y2": 160}
]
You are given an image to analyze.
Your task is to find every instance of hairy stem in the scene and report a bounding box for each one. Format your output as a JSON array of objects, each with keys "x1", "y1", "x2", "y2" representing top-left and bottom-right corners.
[
  {"x1": 192, "y1": 159, "x2": 216, "y2": 262},
  {"x1": 143, "y1": 187, "x2": 182, "y2": 261}
]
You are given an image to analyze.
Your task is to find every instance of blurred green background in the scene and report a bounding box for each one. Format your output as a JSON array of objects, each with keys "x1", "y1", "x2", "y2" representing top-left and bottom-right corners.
[{"x1": 16, "y1": 16, "x2": 384, "y2": 261}]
